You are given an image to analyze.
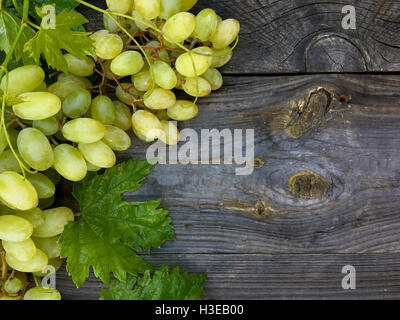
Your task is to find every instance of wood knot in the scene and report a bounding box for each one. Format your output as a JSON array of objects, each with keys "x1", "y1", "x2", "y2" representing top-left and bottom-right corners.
[
  {"x1": 288, "y1": 170, "x2": 331, "y2": 199},
  {"x1": 254, "y1": 157, "x2": 266, "y2": 169}
]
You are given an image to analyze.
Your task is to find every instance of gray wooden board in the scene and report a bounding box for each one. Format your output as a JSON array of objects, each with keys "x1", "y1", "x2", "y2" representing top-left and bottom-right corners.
[
  {"x1": 79, "y1": 0, "x2": 400, "y2": 73},
  {"x1": 56, "y1": 73, "x2": 400, "y2": 299}
]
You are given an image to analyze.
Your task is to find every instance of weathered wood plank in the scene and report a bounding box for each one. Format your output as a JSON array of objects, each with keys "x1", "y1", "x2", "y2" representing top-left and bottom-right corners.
[
  {"x1": 56, "y1": 74, "x2": 400, "y2": 255},
  {"x1": 58, "y1": 253, "x2": 400, "y2": 300},
  {"x1": 78, "y1": 0, "x2": 400, "y2": 73}
]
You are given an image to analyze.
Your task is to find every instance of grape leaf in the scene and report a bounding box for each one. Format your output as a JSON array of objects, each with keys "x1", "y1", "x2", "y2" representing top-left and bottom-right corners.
[
  {"x1": 59, "y1": 159, "x2": 175, "y2": 288},
  {"x1": 100, "y1": 266, "x2": 207, "y2": 300},
  {"x1": 24, "y1": 9, "x2": 95, "y2": 73},
  {"x1": 0, "y1": 10, "x2": 36, "y2": 64}
]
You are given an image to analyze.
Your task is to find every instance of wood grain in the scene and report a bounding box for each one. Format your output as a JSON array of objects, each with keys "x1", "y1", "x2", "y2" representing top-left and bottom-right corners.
[{"x1": 79, "y1": 0, "x2": 400, "y2": 73}]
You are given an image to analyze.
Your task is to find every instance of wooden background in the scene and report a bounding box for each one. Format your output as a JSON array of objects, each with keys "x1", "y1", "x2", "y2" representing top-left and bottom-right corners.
[{"x1": 58, "y1": 0, "x2": 400, "y2": 299}]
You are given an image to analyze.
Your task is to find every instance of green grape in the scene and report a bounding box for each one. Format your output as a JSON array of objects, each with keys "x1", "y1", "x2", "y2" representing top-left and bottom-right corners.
[
  {"x1": 86, "y1": 161, "x2": 101, "y2": 172},
  {"x1": 62, "y1": 118, "x2": 106, "y2": 144},
  {"x1": 144, "y1": 88, "x2": 176, "y2": 110},
  {"x1": 181, "y1": 0, "x2": 197, "y2": 11},
  {"x1": 153, "y1": 60, "x2": 177, "y2": 90},
  {"x1": 103, "y1": 125, "x2": 132, "y2": 151},
  {"x1": 159, "y1": 0, "x2": 181, "y2": 19},
  {"x1": 193, "y1": 8, "x2": 218, "y2": 41},
  {"x1": 183, "y1": 77, "x2": 211, "y2": 97},
  {"x1": 32, "y1": 117, "x2": 59, "y2": 136},
  {"x1": 62, "y1": 89, "x2": 92, "y2": 119},
  {"x1": 193, "y1": 46, "x2": 214, "y2": 65},
  {"x1": 33, "y1": 257, "x2": 63, "y2": 277},
  {"x1": 103, "y1": 10, "x2": 120, "y2": 32},
  {"x1": 89, "y1": 29, "x2": 109, "y2": 45},
  {"x1": 167, "y1": 100, "x2": 198, "y2": 120},
  {"x1": 11, "y1": 208, "x2": 45, "y2": 229},
  {"x1": 132, "y1": 110, "x2": 163, "y2": 142},
  {"x1": 159, "y1": 120, "x2": 179, "y2": 145},
  {"x1": 43, "y1": 168, "x2": 61, "y2": 185},
  {"x1": 48, "y1": 80, "x2": 86, "y2": 101},
  {"x1": 24, "y1": 287, "x2": 61, "y2": 301},
  {"x1": 53, "y1": 144, "x2": 88, "y2": 182},
  {"x1": 0, "y1": 128, "x2": 7, "y2": 156},
  {"x1": 0, "y1": 65, "x2": 45, "y2": 96},
  {"x1": 133, "y1": 71, "x2": 154, "y2": 92},
  {"x1": 4, "y1": 277, "x2": 23, "y2": 295},
  {"x1": 6, "y1": 249, "x2": 48, "y2": 273},
  {"x1": 162, "y1": 12, "x2": 196, "y2": 43},
  {"x1": 26, "y1": 173, "x2": 55, "y2": 200},
  {"x1": 113, "y1": 101, "x2": 132, "y2": 131},
  {"x1": 175, "y1": 71, "x2": 185, "y2": 90},
  {"x1": 13, "y1": 92, "x2": 61, "y2": 121},
  {"x1": 0, "y1": 150, "x2": 22, "y2": 174},
  {"x1": 6, "y1": 128, "x2": 18, "y2": 149},
  {"x1": 106, "y1": 0, "x2": 131, "y2": 14},
  {"x1": 17, "y1": 128, "x2": 54, "y2": 171},
  {"x1": 211, "y1": 47, "x2": 233, "y2": 68},
  {"x1": 38, "y1": 196, "x2": 55, "y2": 210},
  {"x1": 2, "y1": 238, "x2": 37, "y2": 262},
  {"x1": 78, "y1": 141, "x2": 116, "y2": 169},
  {"x1": 210, "y1": 19, "x2": 240, "y2": 49},
  {"x1": 91, "y1": 95, "x2": 116, "y2": 125},
  {"x1": 0, "y1": 215, "x2": 33, "y2": 242},
  {"x1": 202, "y1": 67, "x2": 223, "y2": 90},
  {"x1": 96, "y1": 34, "x2": 123, "y2": 60},
  {"x1": 32, "y1": 207, "x2": 74, "y2": 238},
  {"x1": 135, "y1": 0, "x2": 160, "y2": 19},
  {"x1": 0, "y1": 172, "x2": 38, "y2": 211},
  {"x1": 111, "y1": 51, "x2": 144, "y2": 77},
  {"x1": 131, "y1": 10, "x2": 152, "y2": 31},
  {"x1": 64, "y1": 54, "x2": 95, "y2": 77},
  {"x1": 116, "y1": 83, "x2": 143, "y2": 105},
  {"x1": 58, "y1": 73, "x2": 92, "y2": 89},
  {"x1": 155, "y1": 110, "x2": 169, "y2": 121},
  {"x1": 32, "y1": 236, "x2": 60, "y2": 259},
  {"x1": 33, "y1": 81, "x2": 47, "y2": 92},
  {"x1": 175, "y1": 51, "x2": 210, "y2": 77},
  {"x1": 145, "y1": 40, "x2": 170, "y2": 64}
]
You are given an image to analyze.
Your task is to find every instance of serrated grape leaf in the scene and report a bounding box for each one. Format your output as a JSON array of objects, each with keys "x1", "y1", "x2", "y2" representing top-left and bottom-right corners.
[
  {"x1": 0, "y1": 10, "x2": 36, "y2": 64},
  {"x1": 100, "y1": 265, "x2": 207, "y2": 300},
  {"x1": 24, "y1": 9, "x2": 95, "y2": 73},
  {"x1": 59, "y1": 160, "x2": 175, "y2": 288}
]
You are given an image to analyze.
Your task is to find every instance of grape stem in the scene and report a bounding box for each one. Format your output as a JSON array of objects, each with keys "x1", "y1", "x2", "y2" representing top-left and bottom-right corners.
[{"x1": 1, "y1": 250, "x2": 8, "y2": 291}]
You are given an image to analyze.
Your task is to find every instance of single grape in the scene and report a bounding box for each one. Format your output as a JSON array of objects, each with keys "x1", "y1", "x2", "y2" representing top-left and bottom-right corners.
[
  {"x1": 193, "y1": 46, "x2": 214, "y2": 65},
  {"x1": 162, "y1": 12, "x2": 196, "y2": 43},
  {"x1": 116, "y1": 83, "x2": 143, "y2": 105},
  {"x1": 0, "y1": 150, "x2": 22, "y2": 174},
  {"x1": 106, "y1": 0, "x2": 131, "y2": 14},
  {"x1": 103, "y1": 10, "x2": 120, "y2": 32},
  {"x1": 167, "y1": 100, "x2": 198, "y2": 121},
  {"x1": 131, "y1": 10, "x2": 152, "y2": 31},
  {"x1": 24, "y1": 287, "x2": 61, "y2": 301},
  {"x1": 2, "y1": 238, "x2": 37, "y2": 262},
  {"x1": 135, "y1": 0, "x2": 161, "y2": 20},
  {"x1": 159, "y1": 120, "x2": 179, "y2": 145},
  {"x1": 43, "y1": 168, "x2": 61, "y2": 185},
  {"x1": 32, "y1": 236, "x2": 60, "y2": 259},
  {"x1": 13, "y1": 92, "x2": 61, "y2": 121},
  {"x1": 62, "y1": 88, "x2": 92, "y2": 119},
  {"x1": 193, "y1": 9, "x2": 218, "y2": 41},
  {"x1": 153, "y1": 60, "x2": 177, "y2": 90},
  {"x1": 181, "y1": 0, "x2": 198, "y2": 11},
  {"x1": 159, "y1": 0, "x2": 181, "y2": 19},
  {"x1": 86, "y1": 161, "x2": 101, "y2": 172},
  {"x1": 175, "y1": 51, "x2": 211, "y2": 77},
  {"x1": 3, "y1": 277, "x2": 23, "y2": 295},
  {"x1": 38, "y1": 197, "x2": 55, "y2": 210},
  {"x1": 144, "y1": 88, "x2": 176, "y2": 110},
  {"x1": 0, "y1": 215, "x2": 33, "y2": 242},
  {"x1": 0, "y1": 65, "x2": 44, "y2": 96},
  {"x1": 26, "y1": 173, "x2": 56, "y2": 200},
  {"x1": 48, "y1": 80, "x2": 87, "y2": 101},
  {"x1": 11, "y1": 208, "x2": 45, "y2": 229},
  {"x1": 33, "y1": 81, "x2": 47, "y2": 92},
  {"x1": 145, "y1": 40, "x2": 171, "y2": 64},
  {"x1": 6, "y1": 249, "x2": 48, "y2": 273},
  {"x1": 32, "y1": 117, "x2": 59, "y2": 136},
  {"x1": 133, "y1": 71, "x2": 154, "y2": 92},
  {"x1": 96, "y1": 33, "x2": 123, "y2": 60},
  {"x1": 0, "y1": 172, "x2": 38, "y2": 211},
  {"x1": 90, "y1": 29, "x2": 109, "y2": 45},
  {"x1": 210, "y1": 19, "x2": 240, "y2": 49},
  {"x1": 111, "y1": 51, "x2": 144, "y2": 77},
  {"x1": 113, "y1": 101, "x2": 132, "y2": 131},
  {"x1": 211, "y1": 48, "x2": 233, "y2": 68},
  {"x1": 32, "y1": 207, "x2": 74, "y2": 238},
  {"x1": 62, "y1": 118, "x2": 106, "y2": 144},
  {"x1": 17, "y1": 128, "x2": 54, "y2": 171},
  {"x1": 78, "y1": 141, "x2": 116, "y2": 169},
  {"x1": 155, "y1": 110, "x2": 169, "y2": 121},
  {"x1": 90, "y1": 95, "x2": 116, "y2": 125},
  {"x1": 64, "y1": 54, "x2": 95, "y2": 77},
  {"x1": 183, "y1": 77, "x2": 212, "y2": 97},
  {"x1": 202, "y1": 67, "x2": 223, "y2": 90},
  {"x1": 58, "y1": 73, "x2": 92, "y2": 88},
  {"x1": 132, "y1": 110, "x2": 163, "y2": 142},
  {"x1": 103, "y1": 125, "x2": 132, "y2": 151},
  {"x1": 53, "y1": 144, "x2": 88, "y2": 182}
]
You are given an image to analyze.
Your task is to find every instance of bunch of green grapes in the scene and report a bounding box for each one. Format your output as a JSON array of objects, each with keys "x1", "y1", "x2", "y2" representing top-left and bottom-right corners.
[{"x1": 0, "y1": 0, "x2": 239, "y2": 300}]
